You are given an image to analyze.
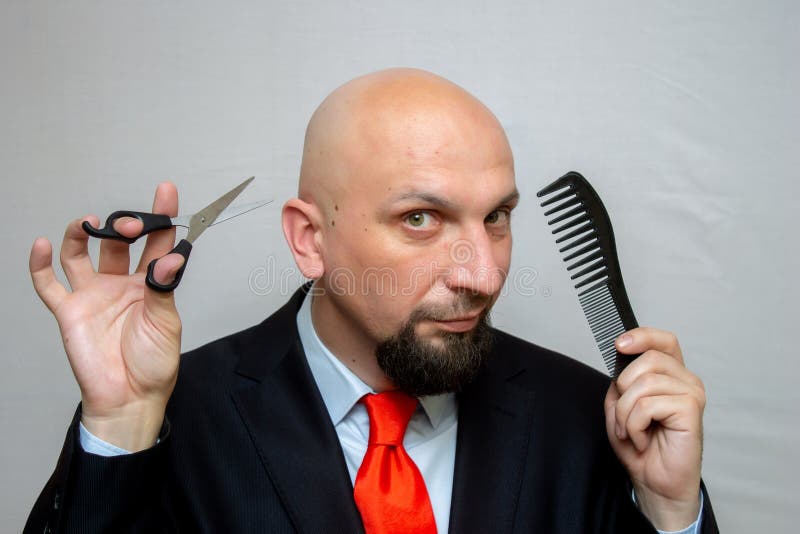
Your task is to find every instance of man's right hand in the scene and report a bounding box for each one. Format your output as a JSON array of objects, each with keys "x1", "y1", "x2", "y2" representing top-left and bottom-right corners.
[{"x1": 29, "y1": 183, "x2": 184, "y2": 452}]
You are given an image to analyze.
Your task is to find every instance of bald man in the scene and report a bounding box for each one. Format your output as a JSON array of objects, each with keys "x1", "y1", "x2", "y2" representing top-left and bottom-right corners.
[{"x1": 26, "y1": 69, "x2": 718, "y2": 533}]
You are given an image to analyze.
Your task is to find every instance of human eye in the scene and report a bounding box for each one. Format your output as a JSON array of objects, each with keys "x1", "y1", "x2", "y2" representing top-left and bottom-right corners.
[
  {"x1": 403, "y1": 211, "x2": 436, "y2": 230},
  {"x1": 485, "y1": 209, "x2": 511, "y2": 226}
]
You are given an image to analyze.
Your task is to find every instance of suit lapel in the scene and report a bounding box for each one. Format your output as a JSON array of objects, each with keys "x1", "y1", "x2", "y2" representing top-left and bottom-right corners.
[
  {"x1": 231, "y1": 287, "x2": 365, "y2": 534},
  {"x1": 448, "y1": 365, "x2": 536, "y2": 534},
  {"x1": 229, "y1": 286, "x2": 537, "y2": 534}
]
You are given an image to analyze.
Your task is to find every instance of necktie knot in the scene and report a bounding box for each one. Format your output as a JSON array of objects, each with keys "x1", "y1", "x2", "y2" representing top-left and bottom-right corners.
[{"x1": 361, "y1": 391, "x2": 417, "y2": 446}]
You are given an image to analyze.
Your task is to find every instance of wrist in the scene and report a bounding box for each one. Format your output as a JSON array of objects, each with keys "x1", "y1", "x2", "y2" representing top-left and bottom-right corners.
[
  {"x1": 80, "y1": 399, "x2": 166, "y2": 452},
  {"x1": 633, "y1": 483, "x2": 701, "y2": 532}
]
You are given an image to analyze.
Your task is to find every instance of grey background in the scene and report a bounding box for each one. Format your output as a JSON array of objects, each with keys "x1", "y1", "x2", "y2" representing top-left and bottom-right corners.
[{"x1": 2, "y1": 1, "x2": 797, "y2": 532}]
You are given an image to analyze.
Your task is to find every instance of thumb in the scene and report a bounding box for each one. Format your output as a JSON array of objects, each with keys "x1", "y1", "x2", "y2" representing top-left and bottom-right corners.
[{"x1": 143, "y1": 253, "x2": 184, "y2": 330}]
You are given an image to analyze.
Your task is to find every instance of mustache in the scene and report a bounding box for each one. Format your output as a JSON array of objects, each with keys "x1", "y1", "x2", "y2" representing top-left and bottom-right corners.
[{"x1": 407, "y1": 294, "x2": 492, "y2": 322}]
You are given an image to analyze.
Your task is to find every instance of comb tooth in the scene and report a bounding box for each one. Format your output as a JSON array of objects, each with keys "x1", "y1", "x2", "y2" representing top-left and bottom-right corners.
[
  {"x1": 543, "y1": 198, "x2": 582, "y2": 217},
  {"x1": 603, "y1": 351, "x2": 621, "y2": 371},
  {"x1": 592, "y1": 321, "x2": 621, "y2": 344},
  {"x1": 593, "y1": 315, "x2": 624, "y2": 337},
  {"x1": 601, "y1": 352, "x2": 618, "y2": 369},
  {"x1": 588, "y1": 310, "x2": 616, "y2": 330},
  {"x1": 580, "y1": 285, "x2": 613, "y2": 307},
  {"x1": 555, "y1": 222, "x2": 594, "y2": 244},
  {"x1": 577, "y1": 278, "x2": 611, "y2": 296},
  {"x1": 580, "y1": 297, "x2": 608, "y2": 313},
  {"x1": 536, "y1": 182, "x2": 572, "y2": 200},
  {"x1": 579, "y1": 287, "x2": 609, "y2": 307},
  {"x1": 590, "y1": 314, "x2": 618, "y2": 334},
  {"x1": 601, "y1": 344, "x2": 617, "y2": 355},
  {"x1": 584, "y1": 305, "x2": 614, "y2": 324},
  {"x1": 594, "y1": 310, "x2": 624, "y2": 332},
  {"x1": 539, "y1": 191, "x2": 575, "y2": 208},
  {"x1": 601, "y1": 345, "x2": 616, "y2": 356},
  {"x1": 579, "y1": 280, "x2": 610, "y2": 297},
  {"x1": 596, "y1": 324, "x2": 626, "y2": 346},
  {"x1": 570, "y1": 259, "x2": 606, "y2": 280},
  {"x1": 577, "y1": 274, "x2": 609, "y2": 295},
  {"x1": 593, "y1": 319, "x2": 625, "y2": 343},
  {"x1": 590, "y1": 303, "x2": 619, "y2": 325},
  {"x1": 601, "y1": 337, "x2": 621, "y2": 352},
  {"x1": 563, "y1": 240, "x2": 599, "y2": 262},
  {"x1": 549, "y1": 207, "x2": 588, "y2": 228},
  {"x1": 586, "y1": 301, "x2": 617, "y2": 323},
  {"x1": 567, "y1": 250, "x2": 604, "y2": 271},
  {"x1": 588, "y1": 307, "x2": 619, "y2": 329},
  {"x1": 551, "y1": 214, "x2": 590, "y2": 235},
  {"x1": 559, "y1": 232, "x2": 597, "y2": 253},
  {"x1": 601, "y1": 336, "x2": 623, "y2": 351},
  {"x1": 599, "y1": 339, "x2": 618, "y2": 352},
  {"x1": 581, "y1": 292, "x2": 613, "y2": 313},
  {"x1": 578, "y1": 282, "x2": 607, "y2": 301},
  {"x1": 597, "y1": 344, "x2": 617, "y2": 354},
  {"x1": 582, "y1": 296, "x2": 613, "y2": 317},
  {"x1": 594, "y1": 325, "x2": 621, "y2": 345},
  {"x1": 581, "y1": 283, "x2": 625, "y2": 343},
  {"x1": 596, "y1": 331, "x2": 622, "y2": 348}
]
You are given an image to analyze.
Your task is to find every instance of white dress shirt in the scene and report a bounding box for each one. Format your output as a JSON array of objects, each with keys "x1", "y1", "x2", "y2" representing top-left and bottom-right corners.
[{"x1": 295, "y1": 289, "x2": 458, "y2": 534}]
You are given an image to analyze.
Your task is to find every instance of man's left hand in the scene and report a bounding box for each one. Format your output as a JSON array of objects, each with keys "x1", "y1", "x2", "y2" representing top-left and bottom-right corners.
[{"x1": 604, "y1": 327, "x2": 705, "y2": 531}]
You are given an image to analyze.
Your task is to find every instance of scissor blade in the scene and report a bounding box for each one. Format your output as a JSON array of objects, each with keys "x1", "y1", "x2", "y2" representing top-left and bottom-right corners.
[
  {"x1": 211, "y1": 199, "x2": 273, "y2": 225},
  {"x1": 171, "y1": 199, "x2": 272, "y2": 228},
  {"x1": 186, "y1": 177, "x2": 255, "y2": 243}
]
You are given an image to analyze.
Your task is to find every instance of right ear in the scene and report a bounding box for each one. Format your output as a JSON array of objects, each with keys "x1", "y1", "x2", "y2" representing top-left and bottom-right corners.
[{"x1": 281, "y1": 198, "x2": 324, "y2": 279}]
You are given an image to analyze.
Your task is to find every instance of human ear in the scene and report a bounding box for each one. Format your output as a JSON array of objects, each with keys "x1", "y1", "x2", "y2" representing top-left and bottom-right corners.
[{"x1": 281, "y1": 198, "x2": 324, "y2": 279}]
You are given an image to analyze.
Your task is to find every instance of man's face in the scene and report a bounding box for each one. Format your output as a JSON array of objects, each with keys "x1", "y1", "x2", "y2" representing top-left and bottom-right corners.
[{"x1": 318, "y1": 100, "x2": 517, "y2": 392}]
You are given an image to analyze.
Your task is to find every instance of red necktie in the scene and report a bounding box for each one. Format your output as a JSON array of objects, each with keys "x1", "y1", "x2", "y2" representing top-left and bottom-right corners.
[{"x1": 353, "y1": 391, "x2": 437, "y2": 534}]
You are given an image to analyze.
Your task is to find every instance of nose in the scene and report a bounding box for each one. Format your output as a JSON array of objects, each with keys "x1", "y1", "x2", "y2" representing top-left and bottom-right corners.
[{"x1": 443, "y1": 227, "x2": 507, "y2": 297}]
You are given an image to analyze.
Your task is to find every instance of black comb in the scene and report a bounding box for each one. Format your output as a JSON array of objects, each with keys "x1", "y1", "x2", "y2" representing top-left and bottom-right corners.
[{"x1": 536, "y1": 171, "x2": 640, "y2": 378}]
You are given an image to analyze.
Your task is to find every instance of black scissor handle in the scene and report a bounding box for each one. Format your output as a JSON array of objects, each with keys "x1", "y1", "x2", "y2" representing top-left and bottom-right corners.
[
  {"x1": 82, "y1": 211, "x2": 174, "y2": 244},
  {"x1": 146, "y1": 239, "x2": 193, "y2": 293}
]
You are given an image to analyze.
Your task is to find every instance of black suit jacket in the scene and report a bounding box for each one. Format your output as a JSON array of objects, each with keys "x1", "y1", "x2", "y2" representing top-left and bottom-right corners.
[{"x1": 26, "y1": 285, "x2": 719, "y2": 533}]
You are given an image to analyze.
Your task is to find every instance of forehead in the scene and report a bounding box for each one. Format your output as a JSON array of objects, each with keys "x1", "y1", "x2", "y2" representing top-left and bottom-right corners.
[{"x1": 336, "y1": 96, "x2": 516, "y2": 210}]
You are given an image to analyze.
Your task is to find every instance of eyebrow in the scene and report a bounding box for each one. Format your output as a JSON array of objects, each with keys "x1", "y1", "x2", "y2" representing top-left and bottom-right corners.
[{"x1": 392, "y1": 189, "x2": 520, "y2": 210}]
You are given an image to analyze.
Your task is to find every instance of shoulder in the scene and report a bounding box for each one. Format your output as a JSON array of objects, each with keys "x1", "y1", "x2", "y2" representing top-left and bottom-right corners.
[
  {"x1": 177, "y1": 321, "x2": 265, "y2": 381},
  {"x1": 174, "y1": 287, "x2": 308, "y2": 392},
  {"x1": 488, "y1": 328, "x2": 612, "y2": 403}
]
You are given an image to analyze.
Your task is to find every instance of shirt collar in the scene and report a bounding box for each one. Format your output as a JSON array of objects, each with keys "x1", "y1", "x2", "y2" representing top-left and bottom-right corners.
[{"x1": 295, "y1": 287, "x2": 454, "y2": 428}]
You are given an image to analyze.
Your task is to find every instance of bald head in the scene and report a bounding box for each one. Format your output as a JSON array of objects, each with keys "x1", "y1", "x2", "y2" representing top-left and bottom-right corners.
[
  {"x1": 282, "y1": 68, "x2": 517, "y2": 391},
  {"x1": 298, "y1": 68, "x2": 513, "y2": 218}
]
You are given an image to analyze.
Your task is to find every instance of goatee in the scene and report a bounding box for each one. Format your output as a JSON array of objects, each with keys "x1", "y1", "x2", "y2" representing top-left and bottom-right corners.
[{"x1": 375, "y1": 307, "x2": 494, "y2": 397}]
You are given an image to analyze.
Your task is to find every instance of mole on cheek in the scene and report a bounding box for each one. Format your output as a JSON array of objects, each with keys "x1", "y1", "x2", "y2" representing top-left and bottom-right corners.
[{"x1": 331, "y1": 220, "x2": 335, "y2": 227}]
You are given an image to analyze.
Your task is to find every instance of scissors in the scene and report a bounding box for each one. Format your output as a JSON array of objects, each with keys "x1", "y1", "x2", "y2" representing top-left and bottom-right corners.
[{"x1": 82, "y1": 176, "x2": 271, "y2": 292}]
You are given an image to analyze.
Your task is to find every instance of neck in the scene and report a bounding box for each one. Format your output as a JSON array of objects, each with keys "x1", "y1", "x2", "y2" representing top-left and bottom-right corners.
[{"x1": 310, "y1": 288, "x2": 396, "y2": 392}]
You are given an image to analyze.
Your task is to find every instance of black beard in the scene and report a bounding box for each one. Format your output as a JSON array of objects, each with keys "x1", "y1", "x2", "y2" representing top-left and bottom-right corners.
[{"x1": 375, "y1": 307, "x2": 494, "y2": 397}]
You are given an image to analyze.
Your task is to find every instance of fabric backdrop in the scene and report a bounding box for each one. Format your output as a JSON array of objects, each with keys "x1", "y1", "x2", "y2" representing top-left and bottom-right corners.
[{"x1": 1, "y1": 1, "x2": 797, "y2": 532}]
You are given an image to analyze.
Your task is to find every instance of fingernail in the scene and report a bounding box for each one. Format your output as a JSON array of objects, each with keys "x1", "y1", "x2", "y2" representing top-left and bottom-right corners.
[
  {"x1": 617, "y1": 334, "x2": 633, "y2": 348},
  {"x1": 615, "y1": 423, "x2": 622, "y2": 439}
]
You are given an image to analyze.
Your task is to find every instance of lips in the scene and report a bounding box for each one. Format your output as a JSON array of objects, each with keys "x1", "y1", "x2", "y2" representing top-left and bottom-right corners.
[{"x1": 434, "y1": 314, "x2": 480, "y2": 332}]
